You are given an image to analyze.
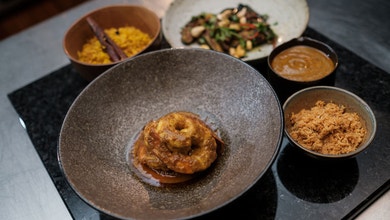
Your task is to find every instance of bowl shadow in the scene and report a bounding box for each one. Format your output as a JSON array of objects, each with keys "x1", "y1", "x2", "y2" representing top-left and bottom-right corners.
[
  {"x1": 193, "y1": 168, "x2": 278, "y2": 219},
  {"x1": 277, "y1": 143, "x2": 359, "y2": 203}
]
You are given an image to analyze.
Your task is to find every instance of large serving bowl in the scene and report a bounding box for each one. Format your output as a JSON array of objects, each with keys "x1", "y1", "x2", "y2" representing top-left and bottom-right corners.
[
  {"x1": 58, "y1": 48, "x2": 283, "y2": 219},
  {"x1": 162, "y1": 0, "x2": 309, "y2": 62},
  {"x1": 283, "y1": 86, "x2": 376, "y2": 160},
  {"x1": 63, "y1": 5, "x2": 161, "y2": 81}
]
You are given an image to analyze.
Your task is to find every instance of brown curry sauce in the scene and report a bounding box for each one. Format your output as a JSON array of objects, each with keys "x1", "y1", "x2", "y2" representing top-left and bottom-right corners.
[{"x1": 271, "y1": 45, "x2": 335, "y2": 81}]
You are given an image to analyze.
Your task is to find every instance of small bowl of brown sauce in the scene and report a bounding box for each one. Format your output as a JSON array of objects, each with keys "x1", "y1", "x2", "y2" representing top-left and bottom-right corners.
[
  {"x1": 267, "y1": 37, "x2": 338, "y2": 103},
  {"x1": 283, "y1": 86, "x2": 377, "y2": 160}
]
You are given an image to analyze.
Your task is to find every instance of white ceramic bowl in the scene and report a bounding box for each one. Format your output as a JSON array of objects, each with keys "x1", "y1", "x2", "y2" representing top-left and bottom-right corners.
[{"x1": 162, "y1": 0, "x2": 309, "y2": 61}]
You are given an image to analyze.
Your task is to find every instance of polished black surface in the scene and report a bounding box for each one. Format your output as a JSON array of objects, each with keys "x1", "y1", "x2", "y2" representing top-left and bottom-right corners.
[
  {"x1": 307, "y1": 0, "x2": 390, "y2": 76},
  {"x1": 7, "y1": 27, "x2": 390, "y2": 219}
]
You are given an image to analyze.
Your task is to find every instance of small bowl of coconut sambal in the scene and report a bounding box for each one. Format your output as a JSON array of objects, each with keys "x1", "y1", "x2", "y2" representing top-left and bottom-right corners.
[
  {"x1": 283, "y1": 86, "x2": 377, "y2": 160},
  {"x1": 267, "y1": 37, "x2": 338, "y2": 102},
  {"x1": 63, "y1": 5, "x2": 161, "y2": 81}
]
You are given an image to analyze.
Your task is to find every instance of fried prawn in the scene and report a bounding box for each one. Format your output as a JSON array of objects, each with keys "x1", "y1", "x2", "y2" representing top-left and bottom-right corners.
[{"x1": 132, "y1": 111, "x2": 224, "y2": 176}]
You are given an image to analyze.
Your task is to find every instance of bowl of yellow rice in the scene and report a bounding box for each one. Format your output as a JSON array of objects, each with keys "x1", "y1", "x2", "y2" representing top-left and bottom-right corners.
[{"x1": 63, "y1": 5, "x2": 161, "y2": 81}]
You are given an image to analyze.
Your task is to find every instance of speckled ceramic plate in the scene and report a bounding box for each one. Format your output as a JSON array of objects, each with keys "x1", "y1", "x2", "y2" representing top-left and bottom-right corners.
[
  {"x1": 58, "y1": 48, "x2": 283, "y2": 220},
  {"x1": 162, "y1": 0, "x2": 309, "y2": 62}
]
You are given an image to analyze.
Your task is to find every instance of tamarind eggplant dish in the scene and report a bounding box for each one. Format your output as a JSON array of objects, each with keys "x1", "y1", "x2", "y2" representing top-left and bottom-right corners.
[
  {"x1": 180, "y1": 4, "x2": 278, "y2": 58},
  {"x1": 131, "y1": 111, "x2": 224, "y2": 185}
]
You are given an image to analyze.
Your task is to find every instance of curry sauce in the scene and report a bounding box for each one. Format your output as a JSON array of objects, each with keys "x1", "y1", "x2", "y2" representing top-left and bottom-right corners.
[{"x1": 271, "y1": 45, "x2": 335, "y2": 81}]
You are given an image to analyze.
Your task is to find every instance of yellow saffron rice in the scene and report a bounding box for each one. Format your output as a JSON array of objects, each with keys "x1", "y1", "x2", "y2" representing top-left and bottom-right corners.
[{"x1": 78, "y1": 26, "x2": 152, "y2": 64}]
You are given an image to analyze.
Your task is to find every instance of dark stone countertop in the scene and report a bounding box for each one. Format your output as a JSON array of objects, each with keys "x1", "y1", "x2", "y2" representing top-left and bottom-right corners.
[{"x1": 8, "y1": 27, "x2": 390, "y2": 220}]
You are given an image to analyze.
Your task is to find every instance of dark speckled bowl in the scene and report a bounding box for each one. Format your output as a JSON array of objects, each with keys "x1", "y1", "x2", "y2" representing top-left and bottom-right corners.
[
  {"x1": 267, "y1": 37, "x2": 338, "y2": 103},
  {"x1": 283, "y1": 86, "x2": 376, "y2": 160},
  {"x1": 58, "y1": 48, "x2": 283, "y2": 219}
]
